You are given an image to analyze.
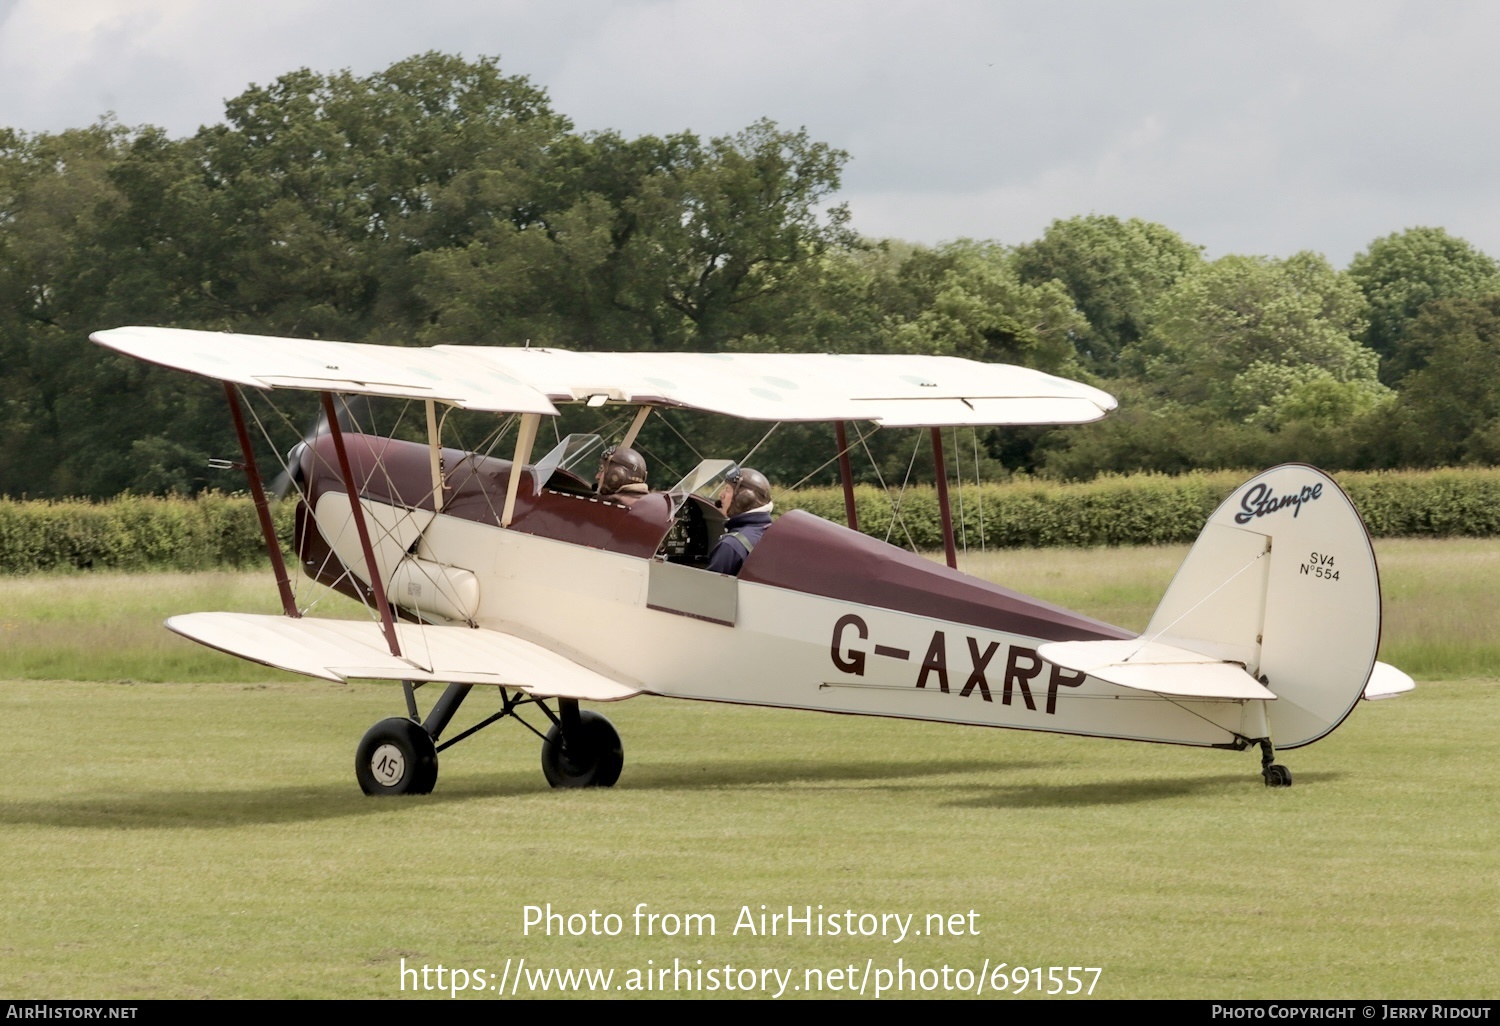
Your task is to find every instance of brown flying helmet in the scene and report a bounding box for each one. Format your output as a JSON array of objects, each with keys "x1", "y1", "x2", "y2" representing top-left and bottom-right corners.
[
  {"x1": 597, "y1": 445, "x2": 648, "y2": 495},
  {"x1": 721, "y1": 466, "x2": 771, "y2": 517}
]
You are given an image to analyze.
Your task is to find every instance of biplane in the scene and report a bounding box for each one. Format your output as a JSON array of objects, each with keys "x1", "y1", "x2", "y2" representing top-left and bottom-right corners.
[{"x1": 91, "y1": 326, "x2": 1414, "y2": 795}]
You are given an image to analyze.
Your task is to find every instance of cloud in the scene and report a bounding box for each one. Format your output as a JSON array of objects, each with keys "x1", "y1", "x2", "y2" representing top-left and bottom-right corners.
[{"x1": 1, "y1": 0, "x2": 1495, "y2": 264}]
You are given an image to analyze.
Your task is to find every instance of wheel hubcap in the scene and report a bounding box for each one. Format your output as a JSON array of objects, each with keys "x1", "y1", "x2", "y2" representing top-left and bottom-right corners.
[{"x1": 370, "y1": 743, "x2": 406, "y2": 786}]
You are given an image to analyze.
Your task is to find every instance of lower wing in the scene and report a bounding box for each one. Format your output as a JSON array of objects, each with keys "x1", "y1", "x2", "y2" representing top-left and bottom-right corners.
[{"x1": 166, "y1": 612, "x2": 641, "y2": 701}]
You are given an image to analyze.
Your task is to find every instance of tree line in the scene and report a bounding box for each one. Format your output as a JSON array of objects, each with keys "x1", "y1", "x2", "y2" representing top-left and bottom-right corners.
[{"x1": 2, "y1": 52, "x2": 1498, "y2": 498}]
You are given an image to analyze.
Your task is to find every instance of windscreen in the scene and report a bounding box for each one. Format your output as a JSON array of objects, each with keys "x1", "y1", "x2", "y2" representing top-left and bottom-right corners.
[
  {"x1": 530, "y1": 433, "x2": 606, "y2": 495},
  {"x1": 667, "y1": 459, "x2": 738, "y2": 516}
]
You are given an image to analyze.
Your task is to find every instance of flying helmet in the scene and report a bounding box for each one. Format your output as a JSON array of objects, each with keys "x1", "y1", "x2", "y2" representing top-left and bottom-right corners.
[
  {"x1": 722, "y1": 466, "x2": 771, "y2": 517},
  {"x1": 597, "y1": 445, "x2": 648, "y2": 495}
]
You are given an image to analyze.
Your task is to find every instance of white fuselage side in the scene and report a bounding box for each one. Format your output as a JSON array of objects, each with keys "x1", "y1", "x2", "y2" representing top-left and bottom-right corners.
[{"x1": 409, "y1": 510, "x2": 1253, "y2": 749}]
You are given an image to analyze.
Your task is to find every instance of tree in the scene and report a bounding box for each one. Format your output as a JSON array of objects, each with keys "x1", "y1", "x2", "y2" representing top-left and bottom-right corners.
[
  {"x1": 415, "y1": 121, "x2": 853, "y2": 350},
  {"x1": 607, "y1": 119, "x2": 854, "y2": 348},
  {"x1": 2, "y1": 53, "x2": 872, "y2": 496},
  {"x1": 1012, "y1": 215, "x2": 1202, "y2": 373},
  {"x1": 1381, "y1": 295, "x2": 1500, "y2": 465},
  {"x1": 1347, "y1": 227, "x2": 1500, "y2": 383},
  {"x1": 112, "y1": 52, "x2": 572, "y2": 341},
  {"x1": 1128, "y1": 251, "x2": 1382, "y2": 422},
  {"x1": 0, "y1": 120, "x2": 159, "y2": 496},
  {"x1": 774, "y1": 240, "x2": 1089, "y2": 477},
  {"x1": 878, "y1": 240, "x2": 1085, "y2": 374}
]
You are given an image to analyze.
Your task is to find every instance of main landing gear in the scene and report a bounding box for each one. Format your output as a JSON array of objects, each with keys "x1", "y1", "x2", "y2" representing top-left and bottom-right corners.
[
  {"x1": 541, "y1": 707, "x2": 624, "y2": 788},
  {"x1": 354, "y1": 682, "x2": 623, "y2": 796},
  {"x1": 356, "y1": 717, "x2": 439, "y2": 795}
]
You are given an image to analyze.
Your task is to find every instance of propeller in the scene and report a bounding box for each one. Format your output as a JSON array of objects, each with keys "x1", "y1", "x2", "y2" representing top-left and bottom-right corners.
[{"x1": 270, "y1": 394, "x2": 374, "y2": 500}]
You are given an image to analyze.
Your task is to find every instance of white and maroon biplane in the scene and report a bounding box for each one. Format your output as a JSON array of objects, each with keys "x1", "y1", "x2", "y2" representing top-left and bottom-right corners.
[{"x1": 92, "y1": 326, "x2": 1414, "y2": 795}]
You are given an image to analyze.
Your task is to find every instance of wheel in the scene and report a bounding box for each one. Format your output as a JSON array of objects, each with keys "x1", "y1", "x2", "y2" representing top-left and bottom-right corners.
[
  {"x1": 1262, "y1": 763, "x2": 1293, "y2": 788},
  {"x1": 356, "y1": 717, "x2": 438, "y2": 795},
  {"x1": 541, "y1": 710, "x2": 623, "y2": 788}
]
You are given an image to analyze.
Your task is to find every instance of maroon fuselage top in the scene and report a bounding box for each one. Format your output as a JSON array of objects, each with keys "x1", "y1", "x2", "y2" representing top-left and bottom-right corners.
[{"x1": 296, "y1": 434, "x2": 1131, "y2": 644}]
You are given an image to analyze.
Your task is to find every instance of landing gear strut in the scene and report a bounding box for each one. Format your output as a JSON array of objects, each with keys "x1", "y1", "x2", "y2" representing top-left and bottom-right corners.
[
  {"x1": 354, "y1": 683, "x2": 624, "y2": 795},
  {"x1": 1259, "y1": 739, "x2": 1293, "y2": 788}
]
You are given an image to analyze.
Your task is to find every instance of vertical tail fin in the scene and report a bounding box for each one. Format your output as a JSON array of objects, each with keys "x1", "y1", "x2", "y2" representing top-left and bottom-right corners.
[{"x1": 1147, "y1": 464, "x2": 1381, "y2": 748}]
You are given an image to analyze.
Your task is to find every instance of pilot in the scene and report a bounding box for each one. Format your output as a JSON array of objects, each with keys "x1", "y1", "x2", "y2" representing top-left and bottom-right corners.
[
  {"x1": 706, "y1": 467, "x2": 773, "y2": 575},
  {"x1": 596, "y1": 445, "x2": 650, "y2": 505}
]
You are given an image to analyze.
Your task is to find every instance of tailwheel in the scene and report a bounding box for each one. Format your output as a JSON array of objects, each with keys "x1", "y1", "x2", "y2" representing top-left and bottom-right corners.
[
  {"x1": 356, "y1": 717, "x2": 439, "y2": 795},
  {"x1": 541, "y1": 706, "x2": 623, "y2": 788},
  {"x1": 1258, "y1": 738, "x2": 1292, "y2": 788},
  {"x1": 1263, "y1": 764, "x2": 1293, "y2": 788}
]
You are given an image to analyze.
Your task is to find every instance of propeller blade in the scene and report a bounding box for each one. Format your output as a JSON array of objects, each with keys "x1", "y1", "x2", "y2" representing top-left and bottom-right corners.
[{"x1": 271, "y1": 395, "x2": 376, "y2": 500}]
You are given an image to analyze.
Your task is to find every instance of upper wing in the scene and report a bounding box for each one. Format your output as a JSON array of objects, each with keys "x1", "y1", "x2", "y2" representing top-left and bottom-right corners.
[
  {"x1": 167, "y1": 612, "x2": 641, "y2": 701},
  {"x1": 92, "y1": 326, "x2": 1115, "y2": 427},
  {"x1": 445, "y1": 347, "x2": 1118, "y2": 426},
  {"x1": 91, "y1": 326, "x2": 558, "y2": 415}
]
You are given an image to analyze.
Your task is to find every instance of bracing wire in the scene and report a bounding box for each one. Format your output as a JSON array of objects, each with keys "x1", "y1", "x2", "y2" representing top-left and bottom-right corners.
[
  {"x1": 618, "y1": 408, "x2": 685, "y2": 486},
  {"x1": 242, "y1": 391, "x2": 385, "y2": 626},
  {"x1": 882, "y1": 430, "x2": 924, "y2": 552},
  {"x1": 654, "y1": 409, "x2": 705, "y2": 464},
  {"x1": 582, "y1": 407, "x2": 686, "y2": 486},
  {"x1": 854, "y1": 427, "x2": 918, "y2": 552},
  {"x1": 1124, "y1": 547, "x2": 1270, "y2": 662},
  {"x1": 783, "y1": 422, "x2": 880, "y2": 493},
  {"x1": 336, "y1": 395, "x2": 456, "y2": 664},
  {"x1": 737, "y1": 421, "x2": 781, "y2": 467},
  {"x1": 442, "y1": 413, "x2": 518, "y2": 528},
  {"x1": 241, "y1": 389, "x2": 533, "y2": 668}
]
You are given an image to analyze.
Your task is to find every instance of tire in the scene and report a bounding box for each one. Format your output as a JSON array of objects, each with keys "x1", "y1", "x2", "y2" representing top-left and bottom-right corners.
[
  {"x1": 541, "y1": 710, "x2": 623, "y2": 788},
  {"x1": 356, "y1": 717, "x2": 439, "y2": 795},
  {"x1": 1262, "y1": 763, "x2": 1293, "y2": 788}
]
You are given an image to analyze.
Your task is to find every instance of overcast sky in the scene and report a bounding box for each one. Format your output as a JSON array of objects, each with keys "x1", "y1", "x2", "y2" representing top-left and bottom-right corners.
[{"x1": 2, "y1": 0, "x2": 1496, "y2": 266}]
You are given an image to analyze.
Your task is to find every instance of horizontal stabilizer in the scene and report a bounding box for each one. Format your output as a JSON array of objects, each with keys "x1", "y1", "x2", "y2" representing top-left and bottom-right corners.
[
  {"x1": 166, "y1": 612, "x2": 640, "y2": 701},
  {"x1": 1363, "y1": 661, "x2": 1416, "y2": 700},
  {"x1": 1038, "y1": 638, "x2": 1277, "y2": 700}
]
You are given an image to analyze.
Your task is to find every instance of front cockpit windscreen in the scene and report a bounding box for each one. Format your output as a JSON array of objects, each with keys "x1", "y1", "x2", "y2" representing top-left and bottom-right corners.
[{"x1": 530, "y1": 433, "x2": 607, "y2": 495}]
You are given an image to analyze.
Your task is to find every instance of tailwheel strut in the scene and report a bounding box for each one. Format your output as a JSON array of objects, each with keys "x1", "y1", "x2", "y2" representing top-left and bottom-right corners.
[{"x1": 1259, "y1": 738, "x2": 1293, "y2": 788}]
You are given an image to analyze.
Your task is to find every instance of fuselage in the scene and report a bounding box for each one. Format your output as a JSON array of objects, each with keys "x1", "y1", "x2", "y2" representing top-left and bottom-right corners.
[{"x1": 295, "y1": 434, "x2": 1259, "y2": 748}]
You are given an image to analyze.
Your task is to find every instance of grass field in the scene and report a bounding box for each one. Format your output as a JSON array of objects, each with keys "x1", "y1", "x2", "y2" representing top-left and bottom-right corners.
[{"x1": 1, "y1": 540, "x2": 1496, "y2": 999}]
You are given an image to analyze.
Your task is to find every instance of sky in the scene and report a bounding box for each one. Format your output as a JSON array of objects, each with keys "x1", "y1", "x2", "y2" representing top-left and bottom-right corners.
[{"x1": 2, "y1": 0, "x2": 1497, "y2": 266}]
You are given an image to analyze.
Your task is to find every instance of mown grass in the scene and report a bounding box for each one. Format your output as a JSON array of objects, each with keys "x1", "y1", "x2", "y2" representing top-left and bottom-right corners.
[
  {"x1": 0, "y1": 571, "x2": 365, "y2": 682},
  {"x1": 0, "y1": 679, "x2": 1494, "y2": 999},
  {"x1": 0, "y1": 541, "x2": 1495, "y2": 999}
]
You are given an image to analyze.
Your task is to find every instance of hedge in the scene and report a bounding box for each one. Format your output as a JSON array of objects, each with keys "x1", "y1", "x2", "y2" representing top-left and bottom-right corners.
[
  {"x1": 4, "y1": 467, "x2": 1500, "y2": 573},
  {"x1": 783, "y1": 468, "x2": 1500, "y2": 549},
  {"x1": 0, "y1": 493, "x2": 294, "y2": 574}
]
